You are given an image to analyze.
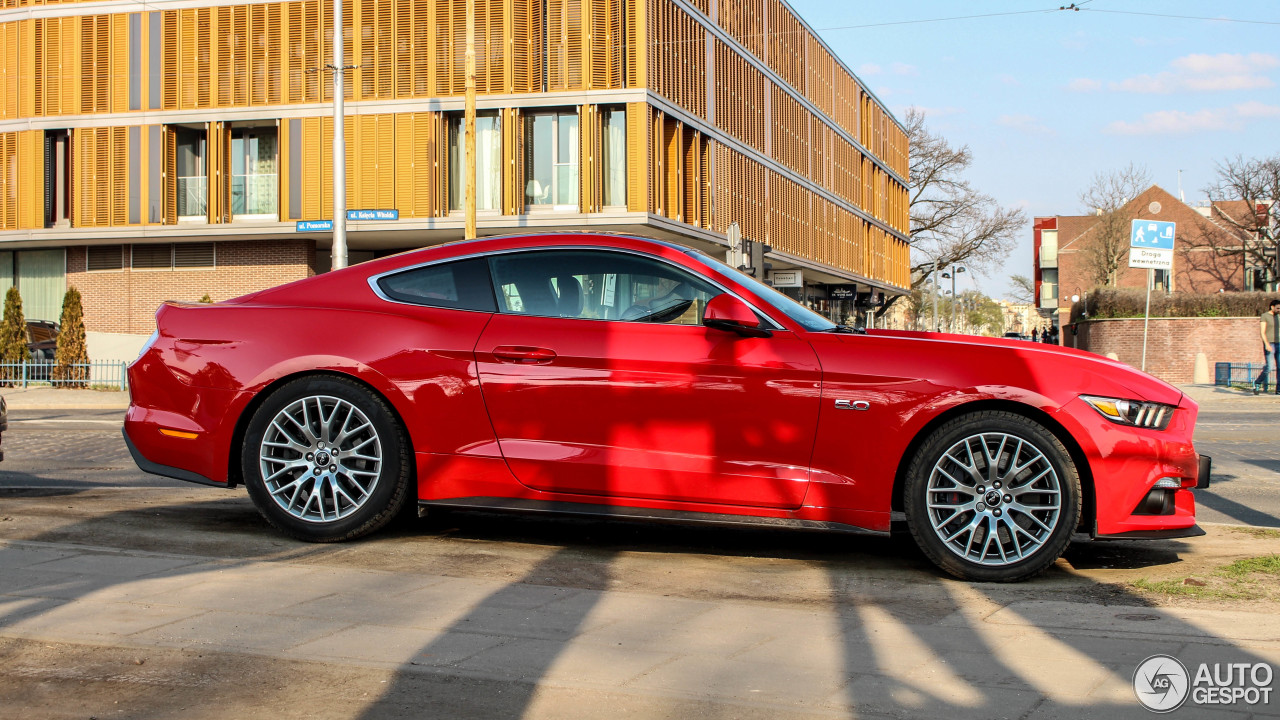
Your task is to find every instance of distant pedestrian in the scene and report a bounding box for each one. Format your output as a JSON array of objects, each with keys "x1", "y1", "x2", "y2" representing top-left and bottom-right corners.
[
  {"x1": 1047, "y1": 326, "x2": 1059, "y2": 345},
  {"x1": 1257, "y1": 299, "x2": 1280, "y2": 395},
  {"x1": 1031, "y1": 328, "x2": 1040, "y2": 343}
]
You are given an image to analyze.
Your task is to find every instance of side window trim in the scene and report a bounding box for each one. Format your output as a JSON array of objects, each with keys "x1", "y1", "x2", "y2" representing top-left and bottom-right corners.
[
  {"x1": 371, "y1": 257, "x2": 498, "y2": 313},
  {"x1": 368, "y1": 245, "x2": 783, "y2": 329}
]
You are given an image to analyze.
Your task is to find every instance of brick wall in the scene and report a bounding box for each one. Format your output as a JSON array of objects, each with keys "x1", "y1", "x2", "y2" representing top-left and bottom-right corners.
[
  {"x1": 67, "y1": 240, "x2": 316, "y2": 334},
  {"x1": 1067, "y1": 317, "x2": 1267, "y2": 384}
]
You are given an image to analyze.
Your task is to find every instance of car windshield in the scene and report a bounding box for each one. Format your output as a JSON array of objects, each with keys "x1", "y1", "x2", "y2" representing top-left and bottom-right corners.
[{"x1": 684, "y1": 251, "x2": 837, "y2": 332}]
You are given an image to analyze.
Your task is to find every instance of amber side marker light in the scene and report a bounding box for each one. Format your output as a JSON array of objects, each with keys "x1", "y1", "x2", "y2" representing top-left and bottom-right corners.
[{"x1": 158, "y1": 429, "x2": 199, "y2": 439}]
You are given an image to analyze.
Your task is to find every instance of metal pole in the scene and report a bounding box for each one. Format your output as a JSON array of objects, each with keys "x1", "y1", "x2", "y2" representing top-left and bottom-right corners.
[
  {"x1": 931, "y1": 261, "x2": 939, "y2": 332},
  {"x1": 330, "y1": 0, "x2": 348, "y2": 270},
  {"x1": 949, "y1": 270, "x2": 957, "y2": 333},
  {"x1": 1141, "y1": 268, "x2": 1153, "y2": 371},
  {"x1": 464, "y1": 0, "x2": 477, "y2": 240}
]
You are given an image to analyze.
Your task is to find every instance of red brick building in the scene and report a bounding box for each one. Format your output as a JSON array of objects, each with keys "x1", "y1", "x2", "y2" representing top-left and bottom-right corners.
[{"x1": 1033, "y1": 185, "x2": 1262, "y2": 336}]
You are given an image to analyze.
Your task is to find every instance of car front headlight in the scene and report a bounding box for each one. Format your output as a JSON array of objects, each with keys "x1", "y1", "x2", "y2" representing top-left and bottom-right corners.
[{"x1": 1079, "y1": 395, "x2": 1176, "y2": 430}]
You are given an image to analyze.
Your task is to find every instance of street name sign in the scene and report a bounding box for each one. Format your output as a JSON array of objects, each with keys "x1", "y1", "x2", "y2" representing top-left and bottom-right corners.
[
  {"x1": 347, "y1": 209, "x2": 399, "y2": 221},
  {"x1": 296, "y1": 220, "x2": 333, "y2": 232},
  {"x1": 1129, "y1": 219, "x2": 1174, "y2": 270}
]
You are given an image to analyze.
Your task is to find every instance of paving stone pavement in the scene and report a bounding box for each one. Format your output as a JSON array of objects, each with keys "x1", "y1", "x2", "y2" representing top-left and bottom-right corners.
[{"x1": 1, "y1": 539, "x2": 1277, "y2": 719}]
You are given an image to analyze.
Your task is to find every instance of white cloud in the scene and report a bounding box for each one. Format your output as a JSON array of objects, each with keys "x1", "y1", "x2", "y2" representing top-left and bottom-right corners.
[
  {"x1": 1067, "y1": 78, "x2": 1102, "y2": 92},
  {"x1": 996, "y1": 114, "x2": 1055, "y2": 135},
  {"x1": 858, "y1": 63, "x2": 882, "y2": 76},
  {"x1": 1107, "y1": 53, "x2": 1277, "y2": 94},
  {"x1": 890, "y1": 62, "x2": 918, "y2": 77},
  {"x1": 1104, "y1": 102, "x2": 1280, "y2": 135},
  {"x1": 1171, "y1": 52, "x2": 1279, "y2": 74},
  {"x1": 997, "y1": 74, "x2": 1020, "y2": 87}
]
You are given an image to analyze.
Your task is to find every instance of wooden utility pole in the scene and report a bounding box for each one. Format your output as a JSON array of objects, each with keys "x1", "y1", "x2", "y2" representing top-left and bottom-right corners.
[
  {"x1": 330, "y1": 0, "x2": 348, "y2": 268},
  {"x1": 464, "y1": 0, "x2": 477, "y2": 240}
]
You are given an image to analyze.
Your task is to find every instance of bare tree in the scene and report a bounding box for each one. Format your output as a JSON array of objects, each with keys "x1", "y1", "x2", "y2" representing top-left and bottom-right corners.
[
  {"x1": 1077, "y1": 162, "x2": 1152, "y2": 287},
  {"x1": 1203, "y1": 154, "x2": 1280, "y2": 290},
  {"x1": 906, "y1": 108, "x2": 1027, "y2": 290},
  {"x1": 1007, "y1": 274, "x2": 1035, "y2": 304}
]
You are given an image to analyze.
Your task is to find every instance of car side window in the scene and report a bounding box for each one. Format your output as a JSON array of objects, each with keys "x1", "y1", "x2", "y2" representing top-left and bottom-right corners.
[
  {"x1": 376, "y1": 258, "x2": 497, "y2": 312},
  {"x1": 488, "y1": 250, "x2": 721, "y2": 325}
]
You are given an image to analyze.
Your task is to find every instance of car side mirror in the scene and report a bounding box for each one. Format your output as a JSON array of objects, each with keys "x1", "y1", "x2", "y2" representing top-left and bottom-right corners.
[{"x1": 704, "y1": 294, "x2": 771, "y2": 338}]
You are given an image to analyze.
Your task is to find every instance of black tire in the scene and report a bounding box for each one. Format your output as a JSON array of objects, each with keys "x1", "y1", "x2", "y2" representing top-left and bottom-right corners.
[
  {"x1": 242, "y1": 375, "x2": 412, "y2": 542},
  {"x1": 904, "y1": 410, "x2": 1081, "y2": 582}
]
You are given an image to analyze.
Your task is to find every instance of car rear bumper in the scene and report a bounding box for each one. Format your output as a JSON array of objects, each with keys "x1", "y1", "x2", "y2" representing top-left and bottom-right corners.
[{"x1": 122, "y1": 427, "x2": 224, "y2": 487}]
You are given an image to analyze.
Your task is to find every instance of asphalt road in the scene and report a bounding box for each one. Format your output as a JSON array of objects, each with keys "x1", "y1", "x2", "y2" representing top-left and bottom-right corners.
[{"x1": 1, "y1": 403, "x2": 1277, "y2": 526}]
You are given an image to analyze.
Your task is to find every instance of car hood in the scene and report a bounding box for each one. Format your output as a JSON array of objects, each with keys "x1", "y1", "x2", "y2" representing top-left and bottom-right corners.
[{"x1": 854, "y1": 329, "x2": 1185, "y2": 406}]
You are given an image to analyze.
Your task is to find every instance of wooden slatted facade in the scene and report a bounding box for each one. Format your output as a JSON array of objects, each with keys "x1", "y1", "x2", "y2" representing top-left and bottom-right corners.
[{"x1": 0, "y1": 0, "x2": 909, "y2": 292}]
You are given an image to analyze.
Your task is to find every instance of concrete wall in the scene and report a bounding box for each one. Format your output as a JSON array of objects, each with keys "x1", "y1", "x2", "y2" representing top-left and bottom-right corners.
[
  {"x1": 86, "y1": 331, "x2": 150, "y2": 364},
  {"x1": 1067, "y1": 317, "x2": 1266, "y2": 384}
]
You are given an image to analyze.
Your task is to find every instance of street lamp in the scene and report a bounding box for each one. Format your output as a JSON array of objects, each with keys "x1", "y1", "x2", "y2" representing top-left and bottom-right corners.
[{"x1": 940, "y1": 265, "x2": 966, "y2": 333}]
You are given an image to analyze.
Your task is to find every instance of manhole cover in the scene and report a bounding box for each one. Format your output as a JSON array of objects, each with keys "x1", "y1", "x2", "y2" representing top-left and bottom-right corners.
[{"x1": 1116, "y1": 612, "x2": 1161, "y2": 622}]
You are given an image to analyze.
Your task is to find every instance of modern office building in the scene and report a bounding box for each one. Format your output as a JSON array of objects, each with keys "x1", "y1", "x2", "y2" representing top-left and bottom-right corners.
[{"x1": 0, "y1": 0, "x2": 909, "y2": 353}]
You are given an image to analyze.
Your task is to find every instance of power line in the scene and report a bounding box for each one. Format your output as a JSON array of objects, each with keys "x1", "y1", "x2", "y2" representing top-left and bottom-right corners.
[
  {"x1": 816, "y1": 7, "x2": 1064, "y2": 33},
  {"x1": 1079, "y1": 7, "x2": 1280, "y2": 26}
]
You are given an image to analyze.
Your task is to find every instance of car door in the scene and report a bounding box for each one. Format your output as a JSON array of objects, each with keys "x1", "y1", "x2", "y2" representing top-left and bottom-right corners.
[{"x1": 473, "y1": 248, "x2": 822, "y2": 510}]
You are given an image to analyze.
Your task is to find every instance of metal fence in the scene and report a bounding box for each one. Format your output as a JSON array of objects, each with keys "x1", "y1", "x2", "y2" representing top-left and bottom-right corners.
[
  {"x1": 1215, "y1": 362, "x2": 1270, "y2": 388},
  {"x1": 0, "y1": 361, "x2": 129, "y2": 390}
]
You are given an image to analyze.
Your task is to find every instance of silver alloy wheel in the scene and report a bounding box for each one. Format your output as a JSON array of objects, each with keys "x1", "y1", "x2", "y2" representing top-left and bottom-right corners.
[
  {"x1": 258, "y1": 395, "x2": 383, "y2": 523},
  {"x1": 926, "y1": 432, "x2": 1062, "y2": 566}
]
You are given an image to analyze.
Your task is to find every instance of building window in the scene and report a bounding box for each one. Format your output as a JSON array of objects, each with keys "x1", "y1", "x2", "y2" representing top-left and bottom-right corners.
[
  {"x1": 174, "y1": 127, "x2": 207, "y2": 219},
  {"x1": 1151, "y1": 269, "x2": 1172, "y2": 293},
  {"x1": 44, "y1": 131, "x2": 71, "y2": 228},
  {"x1": 601, "y1": 107, "x2": 627, "y2": 208},
  {"x1": 0, "y1": 250, "x2": 67, "y2": 322},
  {"x1": 231, "y1": 127, "x2": 278, "y2": 219},
  {"x1": 131, "y1": 243, "x2": 216, "y2": 270},
  {"x1": 447, "y1": 112, "x2": 502, "y2": 212},
  {"x1": 87, "y1": 245, "x2": 125, "y2": 272},
  {"x1": 525, "y1": 111, "x2": 579, "y2": 209},
  {"x1": 1039, "y1": 268, "x2": 1058, "y2": 308}
]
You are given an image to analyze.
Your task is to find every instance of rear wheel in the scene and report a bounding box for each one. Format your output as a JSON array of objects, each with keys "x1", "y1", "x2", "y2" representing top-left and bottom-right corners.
[
  {"x1": 904, "y1": 411, "x2": 1081, "y2": 582},
  {"x1": 242, "y1": 376, "x2": 411, "y2": 542}
]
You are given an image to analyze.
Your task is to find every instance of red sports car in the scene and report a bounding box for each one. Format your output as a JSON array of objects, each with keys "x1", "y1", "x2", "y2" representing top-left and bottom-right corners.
[{"x1": 124, "y1": 233, "x2": 1209, "y2": 581}]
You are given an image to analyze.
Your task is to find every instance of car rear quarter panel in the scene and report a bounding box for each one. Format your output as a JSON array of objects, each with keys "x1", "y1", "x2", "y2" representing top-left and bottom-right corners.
[{"x1": 129, "y1": 300, "x2": 498, "y2": 484}]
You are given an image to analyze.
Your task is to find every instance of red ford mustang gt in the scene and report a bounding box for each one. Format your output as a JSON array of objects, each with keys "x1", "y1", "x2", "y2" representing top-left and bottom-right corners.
[{"x1": 124, "y1": 233, "x2": 1209, "y2": 581}]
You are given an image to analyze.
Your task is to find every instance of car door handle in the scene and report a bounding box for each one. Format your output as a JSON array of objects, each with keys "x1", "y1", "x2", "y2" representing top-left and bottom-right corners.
[{"x1": 491, "y1": 346, "x2": 557, "y2": 364}]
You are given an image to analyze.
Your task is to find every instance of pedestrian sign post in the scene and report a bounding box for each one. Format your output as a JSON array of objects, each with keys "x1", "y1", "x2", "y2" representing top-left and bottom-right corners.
[
  {"x1": 1128, "y1": 220, "x2": 1174, "y2": 270},
  {"x1": 1129, "y1": 219, "x2": 1175, "y2": 372}
]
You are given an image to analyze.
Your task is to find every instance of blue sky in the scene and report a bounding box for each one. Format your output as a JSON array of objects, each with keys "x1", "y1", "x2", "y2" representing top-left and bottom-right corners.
[{"x1": 788, "y1": 0, "x2": 1278, "y2": 299}]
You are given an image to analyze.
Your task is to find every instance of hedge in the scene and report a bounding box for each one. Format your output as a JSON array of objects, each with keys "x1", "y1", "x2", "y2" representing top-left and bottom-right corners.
[{"x1": 1069, "y1": 289, "x2": 1280, "y2": 323}]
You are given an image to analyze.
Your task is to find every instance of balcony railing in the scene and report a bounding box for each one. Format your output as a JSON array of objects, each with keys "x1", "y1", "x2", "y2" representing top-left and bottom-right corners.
[
  {"x1": 232, "y1": 173, "x2": 278, "y2": 217},
  {"x1": 177, "y1": 176, "x2": 207, "y2": 217}
]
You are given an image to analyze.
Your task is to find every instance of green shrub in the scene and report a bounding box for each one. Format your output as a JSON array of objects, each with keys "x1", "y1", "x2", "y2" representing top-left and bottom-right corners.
[
  {"x1": 1070, "y1": 288, "x2": 1280, "y2": 323},
  {"x1": 53, "y1": 286, "x2": 90, "y2": 388},
  {"x1": 0, "y1": 286, "x2": 26, "y2": 385}
]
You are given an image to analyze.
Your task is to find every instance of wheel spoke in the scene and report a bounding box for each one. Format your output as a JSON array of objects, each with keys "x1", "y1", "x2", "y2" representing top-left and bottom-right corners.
[
  {"x1": 925, "y1": 430, "x2": 1063, "y2": 568},
  {"x1": 260, "y1": 395, "x2": 383, "y2": 524}
]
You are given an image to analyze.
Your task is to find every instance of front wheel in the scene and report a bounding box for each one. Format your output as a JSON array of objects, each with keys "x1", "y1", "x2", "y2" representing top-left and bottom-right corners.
[
  {"x1": 904, "y1": 411, "x2": 1081, "y2": 582},
  {"x1": 242, "y1": 376, "x2": 412, "y2": 542}
]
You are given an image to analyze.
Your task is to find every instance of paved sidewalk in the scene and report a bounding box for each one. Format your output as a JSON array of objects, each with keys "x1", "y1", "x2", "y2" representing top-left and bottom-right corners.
[
  {"x1": 1, "y1": 538, "x2": 1277, "y2": 719},
  {"x1": 1, "y1": 386, "x2": 129, "y2": 410}
]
